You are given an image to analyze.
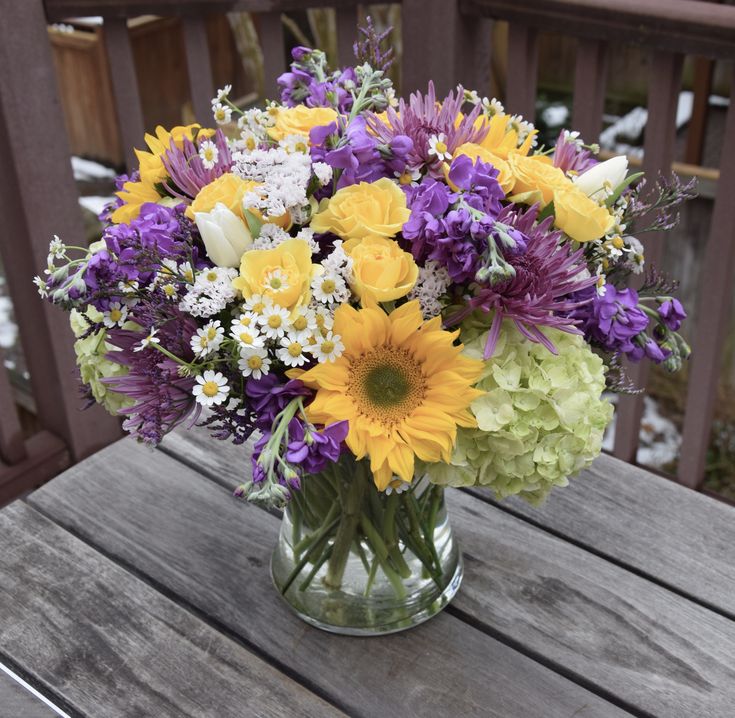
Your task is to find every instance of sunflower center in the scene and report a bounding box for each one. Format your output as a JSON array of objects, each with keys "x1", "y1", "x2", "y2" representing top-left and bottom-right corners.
[{"x1": 347, "y1": 346, "x2": 426, "y2": 426}]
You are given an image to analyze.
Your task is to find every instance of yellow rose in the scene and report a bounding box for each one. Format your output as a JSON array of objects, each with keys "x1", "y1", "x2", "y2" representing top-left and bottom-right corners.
[
  {"x1": 232, "y1": 238, "x2": 318, "y2": 314},
  {"x1": 343, "y1": 236, "x2": 419, "y2": 303},
  {"x1": 507, "y1": 153, "x2": 571, "y2": 206},
  {"x1": 311, "y1": 178, "x2": 411, "y2": 242},
  {"x1": 451, "y1": 143, "x2": 515, "y2": 194},
  {"x1": 267, "y1": 106, "x2": 338, "y2": 143},
  {"x1": 186, "y1": 173, "x2": 258, "y2": 221},
  {"x1": 553, "y1": 186, "x2": 615, "y2": 243}
]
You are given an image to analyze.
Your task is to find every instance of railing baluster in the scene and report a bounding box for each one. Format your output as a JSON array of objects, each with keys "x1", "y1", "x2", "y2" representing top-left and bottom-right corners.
[
  {"x1": 258, "y1": 11, "x2": 285, "y2": 101},
  {"x1": 183, "y1": 15, "x2": 215, "y2": 125},
  {"x1": 336, "y1": 5, "x2": 358, "y2": 67},
  {"x1": 505, "y1": 24, "x2": 538, "y2": 121},
  {"x1": 677, "y1": 68, "x2": 735, "y2": 488},
  {"x1": 613, "y1": 50, "x2": 683, "y2": 464},
  {"x1": 103, "y1": 17, "x2": 146, "y2": 171},
  {"x1": 572, "y1": 38, "x2": 607, "y2": 142},
  {"x1": 0, "y1": 356, "x2": 26, "y2": 465}
]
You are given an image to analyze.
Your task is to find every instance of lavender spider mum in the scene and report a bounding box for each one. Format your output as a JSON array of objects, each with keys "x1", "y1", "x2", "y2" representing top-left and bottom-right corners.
[{"x1": 162, "y1": 129, "x2": 232, "y2": 200}]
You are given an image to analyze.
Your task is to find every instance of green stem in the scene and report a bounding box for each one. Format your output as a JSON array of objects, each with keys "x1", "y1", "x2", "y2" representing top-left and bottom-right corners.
[{"x1": 299, "y1": 544, "x2": 334, "y2": 592}]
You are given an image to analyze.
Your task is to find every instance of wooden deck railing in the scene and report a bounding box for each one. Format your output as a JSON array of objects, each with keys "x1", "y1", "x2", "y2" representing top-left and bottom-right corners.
[{"x1": 1, "y1": 0, "x2": 734, "y2": 503}]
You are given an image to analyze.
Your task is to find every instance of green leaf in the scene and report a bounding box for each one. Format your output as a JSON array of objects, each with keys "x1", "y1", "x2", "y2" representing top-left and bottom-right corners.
[
  {"x1": 605, "y1": 172, "x2": 644, "y2": 208},
  {"x1": 243, "y1": 209, "x2": 263, "y2": 238},
  {"x1": 538, "y1": 200, "x2": 556, "y2": 221}
]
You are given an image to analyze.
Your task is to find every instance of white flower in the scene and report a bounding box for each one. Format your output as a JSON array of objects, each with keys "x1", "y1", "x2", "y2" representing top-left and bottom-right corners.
[
  {"x1": 198, "y1": 140, "x2": 219, "y2": 170},
  {"x1": 238, "y1": 345, "x2": 271, "y2": 379},
  {"x1": 464, "y1": 89, "x2": 480, "y2": 105},
  {"x1": 277, "y1": 335, "x2": 309, "y2": 367},
  {"x1": 212, "y1": 102, "x2": 232, "y2": 125},
  {"x1": 295, "y1": 227, "x2": 320, "y2": 253},
  {"x1": 230, "y1": 314, "x2": 264, "y2": 348},
  {"x1": 308, "y1": 331, "x2": 344, "y2": 363},
  {"x1": 288, "y1": 306, "x2": 317, "y2": 341},
  {"x1": 313, "y1": 161, "x2": 333, "y2": 186},
  {"x1": 102, "y1": 301, "x2": 128, "y2": 328},
  {"x1": 408, "y1": 260, "x2": 451, "y2": 319},
  {"x1": 311, "y1": 271, "x2": 348, "y2": 304},
  {"x1": 242, "y1": 293, "x2": 271, "y2": 315},
  {"x1": 212, "y1": 84, "x2": 232, "y2": 104},
  {"x1": 195, "y1": 203, "x2": 253, "y2": 268},
  {"x1": 134, "y1": 328, "x2": 160, "y2": 352},
  {"x1": 574, "y1": 156, "x2": 629, "y2": 201},
  {"x1": 394, "y1": 167, "x2": 421, "y2": 187},
  {"x1": 258, "y1": 304, "x2": 290, "y2": 339},
  {"x1": 312, "y1": 305, "x2": 335, "y2": 333},
  {"x1": 251, "y1": 222, "x2": 290, "y2": 250},
  {"x1": 384, "y1": 481, "x2": 410, "y2": 496},
  {"x1": 280, "y1": 134, "x2": 310, "y2": 154},
  {"x1": 427, "y1": 133, "x2": 451, "y2": 162},
  {"x1": 48, "y1": 235, "x2": 66, "y2": 259},
  {"x1": 482, "y1": 97, "x2": 504, "y2": 117},
  {"x1": 193, "y1": 370, "x2": 230, "y2": 407},
  {"x1": 34, "y1": 276, "x2": 48, "y2": 298},
  {"x1": 190, "y1": 320, "x2": 225, "y2": 357},
  {"x1": 239, "y1": 130, "x2": 260, "y2": 153}
]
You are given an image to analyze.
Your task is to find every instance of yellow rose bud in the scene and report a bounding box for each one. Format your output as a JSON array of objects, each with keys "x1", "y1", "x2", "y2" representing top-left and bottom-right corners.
[
  {"x1": 343, "y1": 236, "x2": 419, "y2": 303},
  {"x1": 267, "y1": 106, "x2": 339, "y2": 143},
  {"x1": 232, "y1": 238, "x2": 319, "y2": 314},
  {"x1": 451, "y1": 143, "x2": 515, "y2": 194},
  {"x1": 553, "y1": 186, "x2": 616, "y2": 243},
  {"x1": 311, "y1": 178, "x2": 411, "y2": 242},
  {"x1": 186, "y1": 173, "x2": 257, "y2": 221},
  {"x1": 507, "y1": 153, "x2": 571, "y2": 206}
]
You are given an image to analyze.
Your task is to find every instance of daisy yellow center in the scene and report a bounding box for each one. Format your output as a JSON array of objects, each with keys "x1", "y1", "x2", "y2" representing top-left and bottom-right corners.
[
  {"x1": 198, "y1": 337, "x2": 209, "y2": 348},
  {"x1": 435, "y1": 140, "x2": 448, "y2": 154},
  {"x1": 202, "y1": 381, "x2": 220, "y2": 397},
  {"x1": 293, "y1": 315, "x2": 308, "y2": 331},
  {"x1": 206, "y1": 327, "x2": 218, "y2": 340},
  {"x1": 206, "y1": 271, "x2": 219, "y2": 282},
  {"x1": 612, "y1": 236, "x2": 624, "y2": 249},
  {"x1": 183, "y1": 269, "x2": 194, "y2": 282},
  {"x1": 268, "y1": 315, "x2": 283, "y2": 329},
  {"x1": 163, "y1": 284, "x2": 176, "y2": 296},
  {"x1": 215, "y1": 109, "x2": 226, "y2": 121},
  {"x1": 347, "y1": 346, "x2": 426, "y2": 426},
  {"x1": 320, "y1": 340, "x2": 335, "y2": 354},
  {"x1": 239, "y1": 332, "x2": 255, "y2": 344},
  {"x1": 295, "y1": 142, "x2": 307, "y2": 152},
  {"x1": 109, "y1": 309, "x2": 122, "y2": 322},
  {"x1": 240, "y1": 316, "x2": 252, "y2": 327},
  {"x1": 248, "y1": 355, "x2": 263, "y2": 369},
  {"x1": 321, "y1": 279, "x2": 336, "y2": 294},
  {"x1": 398, "y1": 171, "x2": 413, "y2": 185},
  {"x1": 315, "y1": 314, "x2": 326, "y2": 328},
  {"x1": 252, "y1": 301, "x2": 265, "y2": 314},
  {"x1": 246, "y1": 137, "x2": 256, "y2": 150},
  {"x1": 203, "y1": 148, "x2": 215, "y2": 161},
  {"x1": 287, "y1": 341, "x2": 303, "y2": 357}
]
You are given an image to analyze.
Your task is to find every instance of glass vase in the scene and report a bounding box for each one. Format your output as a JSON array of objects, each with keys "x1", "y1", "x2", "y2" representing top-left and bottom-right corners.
[{"x1": 270, "y1": 456, "x2": 462, "y2": 635}]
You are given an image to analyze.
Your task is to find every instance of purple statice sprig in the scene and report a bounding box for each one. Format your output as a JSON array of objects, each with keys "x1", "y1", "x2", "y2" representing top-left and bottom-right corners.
[
  {"x1": 623, "y1": 172, "x2": 698, "y2": 235},
  {"x1": 353, "y1": 16, "x2": 394, "y2": 73}
]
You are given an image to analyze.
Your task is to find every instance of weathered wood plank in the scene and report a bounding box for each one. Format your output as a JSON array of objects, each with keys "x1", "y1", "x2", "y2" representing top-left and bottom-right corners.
[
  {"x1": 470, "y1": 452, "x2": 735, "y2": 619},
  {"x1": 0, "y1": 668, "x2": 58, "y2": 718},
  {"x1": 29, "y1": 440, "x2": 631, "y2": 718},
  {"x1": 158, "y1": 427, "x2": 735, "y2": 716},
  {"x1": 0, "y1": 501, "x2": 342, "y2": 718}
]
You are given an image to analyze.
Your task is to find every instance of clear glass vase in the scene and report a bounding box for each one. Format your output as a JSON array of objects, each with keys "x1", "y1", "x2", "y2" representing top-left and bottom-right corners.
[{"x1": 270, "y1": 457, "x2": 462, "y2": 635}]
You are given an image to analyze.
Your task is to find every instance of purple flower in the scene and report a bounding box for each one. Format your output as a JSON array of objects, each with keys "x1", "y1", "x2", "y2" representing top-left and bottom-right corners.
[
  {"x1": 246, "y1": 375, "x2": 312, "y2": 431},
  {"x1": 447, "y1": 155, "x2": 504, "y2": 216},
  {"x1": 162, "y1": 129, "x2": 232, "y2": 200},
  {"x1": 658, "y1": 298, "x2": 686, "y2": 331},
  {"x1": 286, "y1": 419, "x2": 349, "y2": 474},
  {"x1": 552, "y1": 130, "x2": 597, "y2": 174}
]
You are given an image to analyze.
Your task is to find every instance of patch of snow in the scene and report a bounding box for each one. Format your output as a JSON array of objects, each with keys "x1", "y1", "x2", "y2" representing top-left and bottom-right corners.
[
  {"x1": 541, "y1": 104, "x2": 569, "y2": 128},
  {"x1": 599, "y1": 106, "x2": 648, "y2": 152},
  {"x1": 72, "y1": 156, "x2": 116, "y2": 182},
  {"x1": 0, "y1": 296, "x2": 18, "y2": 349},
  {"x1": 676, "y1": 91, "x2": 693, "y2": 128},
  {"x1": 78, "y1": 195, "x2": 113, "y2": 216}
]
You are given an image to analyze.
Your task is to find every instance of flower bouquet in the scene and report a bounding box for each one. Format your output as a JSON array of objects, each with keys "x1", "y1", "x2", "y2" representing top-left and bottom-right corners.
[{"x1": 37, "y1": 21, "x2": 693, "y2": 634}]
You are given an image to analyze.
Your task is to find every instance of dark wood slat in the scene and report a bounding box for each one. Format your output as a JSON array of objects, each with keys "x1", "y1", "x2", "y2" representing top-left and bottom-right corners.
[
  {"x1": 183, "y1": 15, "x2": 216, "y2": 124},
  {"x1": 684, "y1": 56, "x2": 714, "y2": 166},
  {"x1": 613, "y1": 50, "x2": 683, "y2": 463},
  {"x1": 572, "y1": 38, "x2": 607, "y2": 142},
  {"x1": 470, "y1": 452, "x2": 735, "y2": 618},
  {"x1": 505, "y1": 24, "x2": 538, "y2": 121},
  {"x1": 335, "y1": 5, "x2": 358, "y2": 67},
  {"x1": 678, "y1": 67, "x2": 735, "y2": 487},
  {"x1": 0, "y1": 3, "x2": 122, "y2": 462},
  {"x1": 0, "y1": 501, "x2": 342, "y2": 718},
  {"x1": 0, "y1": 352, "x2": 26, "y2": 465},
  {"x1": 0, "y1": 669, "x2": 57, "y2": 718},
  {"x1": 103, "y1": 18, "x2": 146, "y2": 171},
  {"x1": 258, "y1": 11, "x2": 286, "y2": 100},
  {"x1": 460, "y1": 0, "x2": 735, "y2": 59},
  {"x1": 28, "y1": 440, "x2": 632, "y2": 718}
]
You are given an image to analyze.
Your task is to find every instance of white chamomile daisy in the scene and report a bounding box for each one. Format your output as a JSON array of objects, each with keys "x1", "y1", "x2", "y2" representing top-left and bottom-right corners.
[
  {"x1": 190, "y1": 320, "x2": 225, "y2": 357},
  {"x1": 258, "y1": 304, "x2": 290, "y2": 339},
  {"x1": 212, "y1": 102, "x2": 232, "y2": 125},
  {"x1": 313, "y1": 306, "x2": 334, "y2": 333},
  {"x1": 277, "y1": 335, "x2": 309, "y2": 368},
  {"x1": 134, "y1": 328, "x2": 160, "y2": 352},
  {"x1": 395, "y1": 167, "x2": 421, "y2": 187},
  {"x1": 288, "y1": 307, "x2": 317, "y2": 341},
  {"x1": 261, "y1": 267, "x2": 290, "y2": 295},
  {"x1": 238, "y1": 346, "x2": 271, "y2": 379},
  {"x1": 103, "y1": 302, "x2": 128, "y2": 328},
  {"x1": 311, "y1": 272, "x2": 347, "y2": 304},
  {"x1": 212, "y1": 84, "x2": 232, "y2": 104},
  {"x1": 160, "y1": 282, "x2": 178, "y2": 301},
  {"x1": 230, "y1": 314, "x2": 264, "y2": 348},
  {"x1": 243, "y1": 293, "x2": 271, "y2": 315},
  {"x1": 482, "y1": 97, "x2": 504, "y2": 117},
  {"x1": 427, "y1": 133, "x2": 451, "y2": 162},
  {"x1": 240, "y1": 130, "x2": 259, "y2": 152},
  {"x1": 308, "y1": 331, "x2": 344, "y2": 363},
  {"x1": 178, "y1": 262, "x2": 195, "y2": 284},
  {"x1": 280, "y1": 134, "x2": 310, "y2": 154},
  {"x1": 198, "y1": 140, "x2": 219, "y2": 170},
  {"x1": 195, "y1": 266, "x2": 228, "y2": 288},
  {"x1": 193, "y1": 370, "x2": 230, "y2": 407}
]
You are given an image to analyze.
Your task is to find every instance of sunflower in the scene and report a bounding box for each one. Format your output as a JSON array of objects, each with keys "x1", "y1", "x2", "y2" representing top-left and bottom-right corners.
[{"x1": 295, "y1": 301, "x2": 484, "y2": 490}]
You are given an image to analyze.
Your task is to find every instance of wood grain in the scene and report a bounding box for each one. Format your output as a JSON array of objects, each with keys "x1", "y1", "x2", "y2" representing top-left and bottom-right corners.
[
  {"x1": 28, "y1": 440, "x2": 630, "y2": 718},
  {"x1": 0, "y1": 669, "x2": 57, "y2": 718},
  {"x1": 470, "y1": 452, "x2": 735, "y2": 618},
  {"x1": 0, "y1": 502, "x2": 342, "y2": 718}
]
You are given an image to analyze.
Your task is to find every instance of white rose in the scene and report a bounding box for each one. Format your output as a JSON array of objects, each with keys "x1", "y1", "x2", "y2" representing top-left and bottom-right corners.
[
  {"x1": 573, "y1": 156, "x2": 628, "y2": 201},
  {"x1": 195, "y1": 203, "x2": 253, "y2": 267}
]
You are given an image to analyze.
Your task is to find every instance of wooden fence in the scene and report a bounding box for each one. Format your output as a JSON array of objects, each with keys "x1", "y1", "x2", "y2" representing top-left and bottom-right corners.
[{"x1": 0, "y1": 0, "x2": 734, "y2": 504}]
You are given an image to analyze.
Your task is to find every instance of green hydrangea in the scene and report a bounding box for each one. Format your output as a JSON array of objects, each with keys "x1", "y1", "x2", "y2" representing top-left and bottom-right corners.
[
  {"x1": 428, "y1": 319, "x2": 613, "y2": 505},
  {"x1": 70, "y1": 308, "x2": 134, "y2": 415}
]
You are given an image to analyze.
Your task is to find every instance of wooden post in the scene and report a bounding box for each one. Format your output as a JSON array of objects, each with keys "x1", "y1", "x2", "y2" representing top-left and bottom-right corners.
[
  {"x1": 0, "y1": 1, "x2": 122, "y2": 461},
  {"x1": 258, "y1": 11, "x2": 286, "y2": 101},
  {"x1": 183, "y1": 15, "x2": 216, "y2": 125},
  {"x1": 572, "y1": 38, "x2": 608, "y2": 142}
]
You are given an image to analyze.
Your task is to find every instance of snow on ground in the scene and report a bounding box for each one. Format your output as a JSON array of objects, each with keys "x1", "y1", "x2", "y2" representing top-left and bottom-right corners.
[
  {"x1": 71, "y1": 156, "x2": 116, "y2": 182},
  {"x1": 78, "y1": 195, "x2": 114, "y2": 216}
]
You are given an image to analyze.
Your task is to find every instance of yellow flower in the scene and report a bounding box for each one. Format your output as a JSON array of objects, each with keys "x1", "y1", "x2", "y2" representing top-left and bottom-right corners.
[
  {"x1": 476, "y1": 114, "x2": 537, "y2": 159},
  {"x1": 232, "y1": 238, "x2": 318, "y2": 314},
  {"x1": 267, "y1": 106, "x2": 339, "y2": 142},
  {"x1": 451, "y1": 142, "x2": 515, "y2": 194},
  {"x1": 295, "y1": 301, "x2": 484, "y2": 490},
  {"x1": 344, "y1": 236, "x2": 419, "y2": 303},
  {"x1": 110, "y1": 179, "x2": 161, "y2": 224},
  {"x1": 186, "y1": 173, "x2": 258, "y2": 221},
  {"x1": 311, "y1": 178, "x2": 411, "y2": 242},
  {"x1": 507, "y1": 153, "x2": 572, "y2": 206},
  {"x1": 135, "y1": 124, "x2": 215, "y2": 185},
  {"x1": 553, "y1": 186, "x2": 616, "y2": 243}
]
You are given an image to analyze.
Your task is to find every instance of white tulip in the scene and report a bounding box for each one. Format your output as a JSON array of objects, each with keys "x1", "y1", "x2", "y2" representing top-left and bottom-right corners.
[
  {"x1": 195, "y1": 203, "x2": 253, "y2": 268},
  {"x1": 573, "y1": 156, "x2": 629, "y2": 201}
]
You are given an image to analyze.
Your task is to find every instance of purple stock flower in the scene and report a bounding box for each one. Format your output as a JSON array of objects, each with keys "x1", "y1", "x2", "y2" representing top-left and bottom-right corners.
[
  {"x1": 286, "y1": 419, "x2": 349, "y2": 475},
  {"x1": 658, "y1": 298, "x2": 686, "y2": 331},
  {"x1": 246, "y1": 375, "x2": 312, "y2": 432}
]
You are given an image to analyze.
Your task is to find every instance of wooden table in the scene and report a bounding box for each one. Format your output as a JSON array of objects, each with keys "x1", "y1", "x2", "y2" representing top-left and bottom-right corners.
[{"x1": 2, "y1": 426, "x2": 735, "y2": 718}]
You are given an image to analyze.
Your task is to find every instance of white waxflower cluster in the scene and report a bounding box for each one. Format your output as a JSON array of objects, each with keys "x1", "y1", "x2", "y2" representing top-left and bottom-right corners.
[
  {"x1": 233, "y1": 146, "x2": 312, "y2": 220},
  {"x1": 251, "y1": 223, "x2": 292, "y2": 250},
  {"x1": 408, "y1": 261, "x2": 451, "y2": 318},
  {"x1": 179, "y1": 267, "x2": 238, "y2": 318}
]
